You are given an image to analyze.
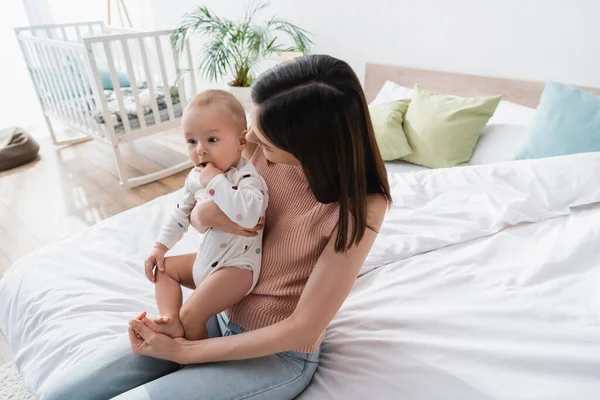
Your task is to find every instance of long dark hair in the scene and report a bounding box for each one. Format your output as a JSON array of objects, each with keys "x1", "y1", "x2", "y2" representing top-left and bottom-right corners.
[{"x1": 251, "y1": 54, "x2": 391, "y2": 253}]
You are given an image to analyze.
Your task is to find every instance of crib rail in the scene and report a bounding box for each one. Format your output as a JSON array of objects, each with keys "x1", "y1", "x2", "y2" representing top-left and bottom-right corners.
[
  {"x1": 83, "y1": 29, "x2": 197, "y2": 143},
  {"x1": 15, "y1": 22, "x2": 196, "y2": 187},
  {"x1": 15, "y1": 21, "x2": 105, "y2": 42},
  {"x1": 17, "y1": 34, "x2": 106, "y2": 140}
]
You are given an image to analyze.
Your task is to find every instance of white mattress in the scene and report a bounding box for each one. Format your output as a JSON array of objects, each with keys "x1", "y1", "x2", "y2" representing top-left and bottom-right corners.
[{"x1": 2, "y1": 152, "x2": 600, "y2": 399}]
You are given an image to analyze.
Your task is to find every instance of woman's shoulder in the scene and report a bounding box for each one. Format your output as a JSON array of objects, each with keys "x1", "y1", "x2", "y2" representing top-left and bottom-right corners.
[{"x1": 366, "y1": 193, "x2": 388, "y2": 232}]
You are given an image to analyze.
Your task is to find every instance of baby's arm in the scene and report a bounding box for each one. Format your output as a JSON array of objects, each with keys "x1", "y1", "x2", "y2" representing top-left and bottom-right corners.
[
  {"x1": 156, "y1": 184, "x2": 197, "y2": 250},
  {"x1": 204, "y1": 170, "x2": 268, "y2": 230}
]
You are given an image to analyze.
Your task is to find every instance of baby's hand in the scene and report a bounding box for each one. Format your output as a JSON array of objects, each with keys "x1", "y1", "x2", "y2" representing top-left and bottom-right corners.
[
  {"x1": 197, "y1": 163, "x2": 224, "y2": 187},
  {"x1": 144, "y1": 243, "x2": 168, "y2": 283}
]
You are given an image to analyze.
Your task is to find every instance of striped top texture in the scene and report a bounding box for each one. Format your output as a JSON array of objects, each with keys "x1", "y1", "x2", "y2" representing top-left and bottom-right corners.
[{"x1": 227, "y1": 146, "x2": 339, "y2": 353}]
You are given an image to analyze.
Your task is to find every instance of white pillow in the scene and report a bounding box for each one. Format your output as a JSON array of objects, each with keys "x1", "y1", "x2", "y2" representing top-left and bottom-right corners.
[
  {"x1": 470, "y1": 101, "x2": 536, "y2": 165},
  {"x1": 487, "y1": 100, "x2": 537, "y2": 126},
  {"x1": 369, "y1": 81, "x2": 413, "y2": 106}
]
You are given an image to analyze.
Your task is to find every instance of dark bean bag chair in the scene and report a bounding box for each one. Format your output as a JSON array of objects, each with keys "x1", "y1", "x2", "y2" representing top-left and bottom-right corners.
[{"x1": 0, "y1": 127, "x2": 40, "y2": 171}]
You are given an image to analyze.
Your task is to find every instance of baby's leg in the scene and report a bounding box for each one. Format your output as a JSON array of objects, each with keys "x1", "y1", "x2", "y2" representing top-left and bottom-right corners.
[
  {"x1": 180, "y1": 267, "x2": 253, "y2": 340},
  {"x1": 154, "y1": 253, "x2": 196, "y2": 338}
]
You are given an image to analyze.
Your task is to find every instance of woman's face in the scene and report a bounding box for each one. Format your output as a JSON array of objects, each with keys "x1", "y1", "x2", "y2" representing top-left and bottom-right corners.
[{"x1": 247, "y1": 103, "x2": 300, "y2": 165}]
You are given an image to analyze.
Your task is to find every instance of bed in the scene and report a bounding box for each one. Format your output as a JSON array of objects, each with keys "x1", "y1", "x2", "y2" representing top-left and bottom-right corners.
[{"x1": 2, "y1": 64, "x2": 600, "y2": 399}]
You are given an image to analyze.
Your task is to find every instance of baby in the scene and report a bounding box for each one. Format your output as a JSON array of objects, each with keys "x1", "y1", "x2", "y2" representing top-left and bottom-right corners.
[{"x1": 143, "y1": 90, "x2": 267, "y2": 340}]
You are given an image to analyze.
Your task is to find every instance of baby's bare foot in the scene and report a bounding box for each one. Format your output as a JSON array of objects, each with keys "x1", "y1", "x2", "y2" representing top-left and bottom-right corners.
[{"x1": 153, "y1": 314, "x2": 185, "y2": 338}]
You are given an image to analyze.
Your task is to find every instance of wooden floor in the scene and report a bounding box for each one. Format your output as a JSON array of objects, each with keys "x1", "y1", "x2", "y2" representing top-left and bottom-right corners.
[{"x1": 0, "y1": 126, "x2": 190, "y2": 365}]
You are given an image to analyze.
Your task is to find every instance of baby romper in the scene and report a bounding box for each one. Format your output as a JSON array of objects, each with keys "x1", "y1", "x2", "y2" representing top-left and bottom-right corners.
[{"x1": 156, "y1": 158, "x2": 268, "y2": 292}]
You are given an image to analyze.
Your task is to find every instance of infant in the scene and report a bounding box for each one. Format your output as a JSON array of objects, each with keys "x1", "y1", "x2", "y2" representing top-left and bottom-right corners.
[{"x1": 142, "y1": 90, "x2": 267, "y2": 340}]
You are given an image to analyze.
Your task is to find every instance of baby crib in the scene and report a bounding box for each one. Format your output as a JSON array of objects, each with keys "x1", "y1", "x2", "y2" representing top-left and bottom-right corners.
[{"x1": 15, "y1": 21, "x2": 197, "y2": 188}]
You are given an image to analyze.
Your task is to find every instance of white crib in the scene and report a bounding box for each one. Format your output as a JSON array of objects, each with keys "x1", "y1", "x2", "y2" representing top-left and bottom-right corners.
[{"x1": 15, "y1": 21, "x2": 197, "y2": 188}]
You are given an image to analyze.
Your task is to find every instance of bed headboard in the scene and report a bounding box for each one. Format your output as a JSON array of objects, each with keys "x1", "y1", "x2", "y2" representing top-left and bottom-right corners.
[{"x1": 364, "y1": 63, "x2": 600, "y2": 108}]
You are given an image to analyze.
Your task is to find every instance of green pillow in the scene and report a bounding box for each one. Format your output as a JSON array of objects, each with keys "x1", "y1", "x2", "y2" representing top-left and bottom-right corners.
[
  {"x1": 369, "y1": 99, "x2": 412, "y2": 160},
  {"x1": 401, "y1": 85, "x2": 501, "y2": 168}
]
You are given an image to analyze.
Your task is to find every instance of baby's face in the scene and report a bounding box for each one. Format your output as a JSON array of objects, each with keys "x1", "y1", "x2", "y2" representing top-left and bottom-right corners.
[{"x1": 182, "y1": 104, "x2": 245, "y2": 172}]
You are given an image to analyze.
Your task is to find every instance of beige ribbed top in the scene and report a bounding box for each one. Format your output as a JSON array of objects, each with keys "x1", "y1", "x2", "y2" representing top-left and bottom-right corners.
[{"x1": 227, "y1": 146, "x2": 339, "y2": 353}]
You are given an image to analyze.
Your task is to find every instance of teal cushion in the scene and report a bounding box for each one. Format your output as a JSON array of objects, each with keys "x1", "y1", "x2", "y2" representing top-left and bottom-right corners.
[
  {"x1": 28, "y1": 65, "x2": 87, "y2": 98},
  {"x1": 29, "y1": 59, "x2": 131, "y2": 95},
  {"x1": 516, "y1": 81, "x2": 600, "y2": 160},
  {"x1": 97, "y1": 60, "x2": 131, "y2": 90}
]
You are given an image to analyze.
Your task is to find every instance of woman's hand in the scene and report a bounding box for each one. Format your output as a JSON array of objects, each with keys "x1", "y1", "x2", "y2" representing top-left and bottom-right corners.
[
  {"x1": 190, "y1": 200, "x2": 264, "y2": 237},
  {"x1": 128, "y1": 313, "x2": 186, "y2": 363},
  {"x1": 143, "y1": 244, "x2": 168, "y2": 283}
]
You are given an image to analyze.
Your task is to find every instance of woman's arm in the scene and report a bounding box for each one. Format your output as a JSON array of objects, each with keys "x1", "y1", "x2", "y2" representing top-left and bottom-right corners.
[{"x1": 135, "y1": 194, "x2": 386, "y2": 364}]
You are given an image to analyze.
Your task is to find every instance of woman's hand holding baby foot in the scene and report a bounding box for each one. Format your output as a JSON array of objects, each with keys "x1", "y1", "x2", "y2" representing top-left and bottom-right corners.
[
  {"x1": 128, "y1": 312, "x2": 186, "y2": 363},
  {"x1": 149, "y1": 313, "x2": 185, "y2": 338}
]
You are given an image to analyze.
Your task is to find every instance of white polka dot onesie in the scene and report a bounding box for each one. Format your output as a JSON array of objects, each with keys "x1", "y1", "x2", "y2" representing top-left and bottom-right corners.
[{"x1": 156, "y1": 157, "x2": 268, "y2": 292}]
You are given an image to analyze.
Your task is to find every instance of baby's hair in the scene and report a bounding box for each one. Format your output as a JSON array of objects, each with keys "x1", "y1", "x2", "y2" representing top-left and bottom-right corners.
[{"x1": 185, "y1": 90, "x2": 247, "y2": 133}]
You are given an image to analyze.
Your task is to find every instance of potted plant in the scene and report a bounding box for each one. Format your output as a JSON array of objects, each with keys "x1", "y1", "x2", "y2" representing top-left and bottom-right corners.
[{"x1": 171, "y1": 2, "x2": 312, "y2": 108}]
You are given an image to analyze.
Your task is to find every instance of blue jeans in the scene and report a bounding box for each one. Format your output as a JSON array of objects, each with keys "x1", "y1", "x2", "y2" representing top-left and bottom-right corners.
[{"x1": 41, "y1": 314, "x2": 319, "y2": 399}]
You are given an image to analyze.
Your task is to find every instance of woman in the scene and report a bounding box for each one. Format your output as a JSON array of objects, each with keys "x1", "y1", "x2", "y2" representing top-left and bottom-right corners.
[{"x1": 42, "y1": 54, "x2": 390, "y2": 399}]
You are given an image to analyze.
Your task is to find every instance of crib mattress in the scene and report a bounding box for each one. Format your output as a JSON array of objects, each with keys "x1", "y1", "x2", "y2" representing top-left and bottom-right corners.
[
  {"x1": 92, "y1": 84, "x2": 183, "y2": 135},
  {"x1": 112, "y1": 102, "x2": 183, "y2": 134}
]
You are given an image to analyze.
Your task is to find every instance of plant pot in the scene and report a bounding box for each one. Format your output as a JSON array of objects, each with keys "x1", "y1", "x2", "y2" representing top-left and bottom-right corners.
[
  {"x1": 227, "y1": 84, "x2": 252, "y2": 110},
  {"x1": 280, "y1": 51, "x2": 303, "y2": 61}
]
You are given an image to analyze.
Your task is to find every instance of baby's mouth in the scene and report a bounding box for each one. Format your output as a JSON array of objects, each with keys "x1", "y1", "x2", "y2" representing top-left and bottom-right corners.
[{"x1": 198, "y1": 162, "x2": 208, "y2": 168}]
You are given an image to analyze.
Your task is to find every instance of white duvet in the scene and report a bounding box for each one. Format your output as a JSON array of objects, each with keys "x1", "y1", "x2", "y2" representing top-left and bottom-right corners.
[{"x1": 1, "y1": 153, "x2": 600, "y2": 399}]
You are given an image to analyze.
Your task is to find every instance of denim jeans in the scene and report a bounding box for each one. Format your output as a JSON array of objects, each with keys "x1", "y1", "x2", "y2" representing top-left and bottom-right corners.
[{"x1": 41, "y1": 313, "x2": 319, "y2": 400}]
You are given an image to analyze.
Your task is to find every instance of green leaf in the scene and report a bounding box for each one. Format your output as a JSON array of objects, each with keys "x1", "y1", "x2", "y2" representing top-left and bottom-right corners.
[{"x1": 171, "y1": 1, "x2": 312, "y2": 86}]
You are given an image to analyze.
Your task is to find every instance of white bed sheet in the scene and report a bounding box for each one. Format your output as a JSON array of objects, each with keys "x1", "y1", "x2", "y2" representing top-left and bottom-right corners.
[
  {"x1": 2, "y1": 153, "x2": 600, "y2": 399},
  {"x1": 304, "y1": 200, "x2": 600, "y2": 399},
  {"x1": 384, "y1": 160, "x2": 429, "y2": 174}
]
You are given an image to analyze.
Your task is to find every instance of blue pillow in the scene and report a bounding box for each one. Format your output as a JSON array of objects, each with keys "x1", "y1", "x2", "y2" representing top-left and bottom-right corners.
[
  {"x1": 97, "y1": 60, "x2": 131, "y2": 90},
  {"x1": 516, "y1": 81, "x2": 600, "y2": 160},
  {"x1": 66, "y1": 56, "x2": 131, "y2": 91}
]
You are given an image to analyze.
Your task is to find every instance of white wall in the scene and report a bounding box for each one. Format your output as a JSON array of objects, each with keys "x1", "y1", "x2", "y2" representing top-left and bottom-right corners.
[
  {"x1": 0, "y1": 0, "x2": 43, "y2": 129},
  {"x1": 46, "y1": 0, "x2": 154, "y2": 29},
  {"x1": 149, "y1": 0, "x2": 600, "y2": 89}
]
